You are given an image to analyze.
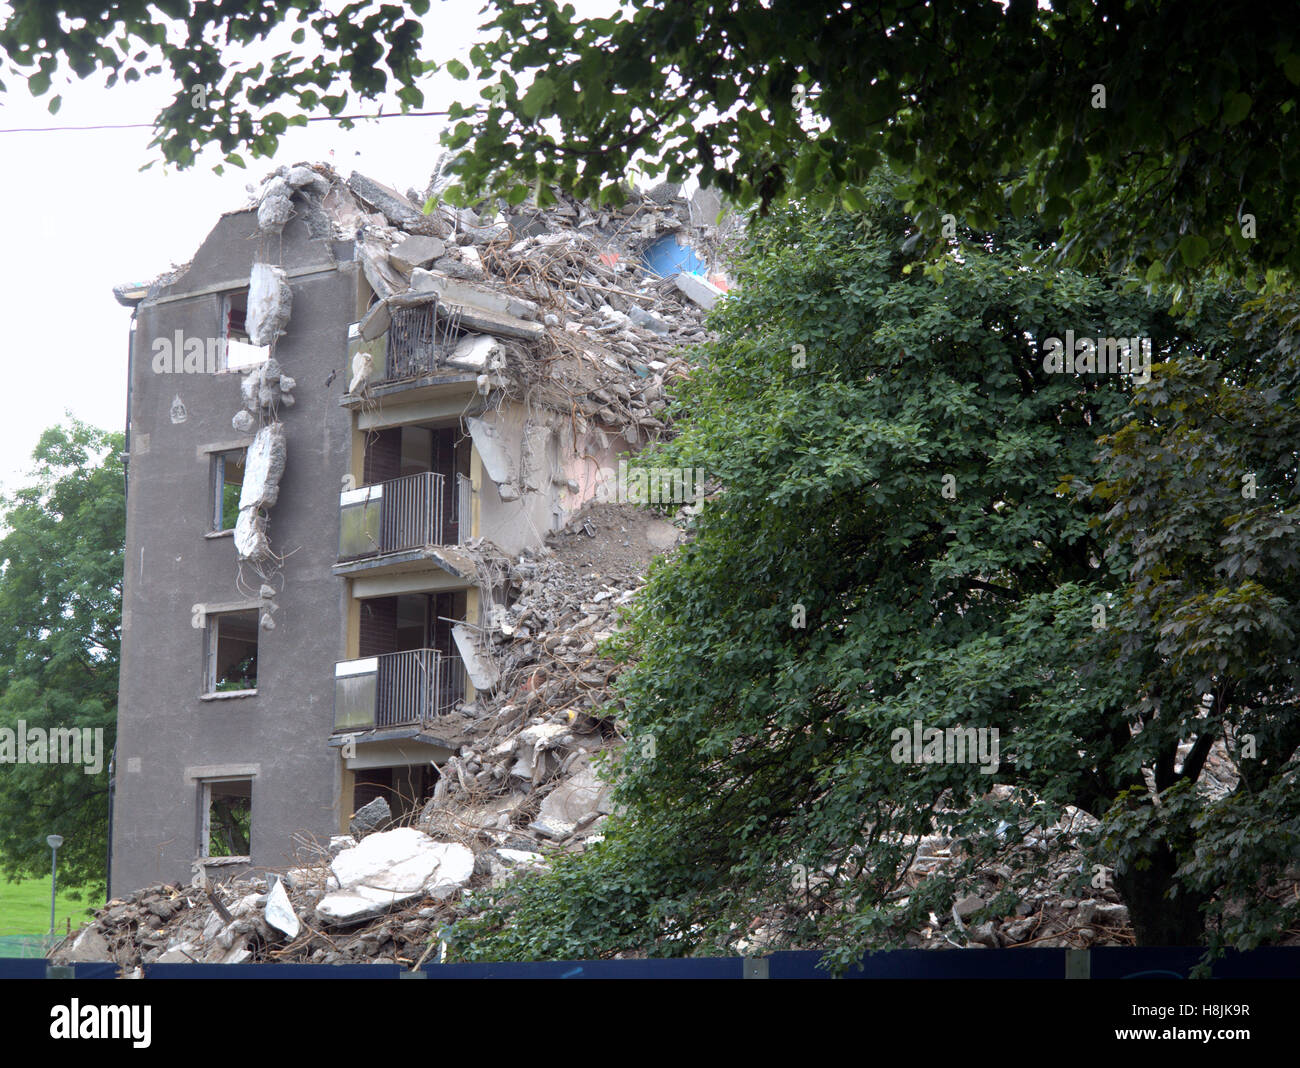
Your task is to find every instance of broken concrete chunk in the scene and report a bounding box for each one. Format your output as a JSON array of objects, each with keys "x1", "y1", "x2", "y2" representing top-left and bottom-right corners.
[
  {"x1": 496, "y1": 848, "x2": 546, "y2": 868},
  {"x1": 409, "y1": 269, "x2": 539, "y2": 321},
  {"x1": 231, "y1": 410, "x2": 255, "y2": 434},
  {"x1": 234, "y1": 507, "x2": 270, "y2": 561},
  {"x1": 453, "y1": 623, "x2": 499, "y2": 691},
  {"x1": 358, "y1": 299, "x2": 392, "y2": 342},
  {"x1": 347, "y1": 172, "x2": 438, "y2": 233},
  {"x1": 466, "y1": 414, "x2": 518, "y2": 489},
  {"x1": 536, "y1": 756, "x2": 612, "y2": 832},
  {"x1": 389, "y1": 234, "x2": 447, "y2": 273},
  {"x1": 446, "y1": 332, "x2": 504, "y2": 372},
  {"x1": 628, "y1": 305, "x2": 670, "y2": 334},
  {"x1": 328, "y1": 835, "x2": 358, "y2": 857},
  {"x1": 672, "y1": 271, "x2": 724, "y2": 310},
  {"x1": 460, "y1": 246, "x2": 484, "y2": 275},
  {"x1": 257, "y1": 177, "x2": 294, "y2": 232},
  {"x1": 220, "y1": 942, "x2": 253, "y2": 965},
  {"x1": 431, "y1": 256, "x2": 483, "y2": 281},
  {"x1": 349, "y1": 795, "x2": 391, "y2": 838},
  {"x1": 458, "y1": 304, "x2": 543, "y2": 340},
  {"x1": 247, "y1": 263, "x2": 292, "y2": 346},
  {"x1": 64, "y1": 925, "x2": 111, "y2": 962},
  {"x1": 264, "y1": 877, "x2": 300, "y2": 939},
  {"x1": 488, "y1": 848, "x2": 548, "y2": 887},
  {"x1": 359, "y1": 243, "x2": 397, "y2": 300},
  {"x1": 285, "y1": 164, "x2": 330, "y2": 196},
  {"x1": 239, "y1": 423, "x2": 287, "y2": 511},
  {"x1": 241, "y1": 357, "x2": 294, "y2": 412},
  {"x1": 317, "y1": 828, "x2": 473, "y2": 925}
]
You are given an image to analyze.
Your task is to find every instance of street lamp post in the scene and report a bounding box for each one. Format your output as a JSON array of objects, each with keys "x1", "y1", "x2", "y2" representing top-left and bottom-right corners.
[{"x1": 46, "y1": 834, "x2": 63, "y2": 942}]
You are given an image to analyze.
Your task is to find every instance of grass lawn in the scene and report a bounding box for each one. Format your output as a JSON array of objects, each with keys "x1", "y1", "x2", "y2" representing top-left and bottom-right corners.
[{"x1": 0, "y1": 871, "x2": 99, "y2": 940}]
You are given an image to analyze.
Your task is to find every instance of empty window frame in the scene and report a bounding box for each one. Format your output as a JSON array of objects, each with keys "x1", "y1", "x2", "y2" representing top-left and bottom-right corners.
[
  {"x1": 200, "y1": 777, "x2": 252, "y2": 859},
  {"x1": 212, "y1": 449, "x2": 246, "y2": 532},
  {"x1": 205, "y1": 610, "x2": 259, "y2": 694},
  {"x1": 221, "y1": 289, "x2": 270, "y2": 370}
]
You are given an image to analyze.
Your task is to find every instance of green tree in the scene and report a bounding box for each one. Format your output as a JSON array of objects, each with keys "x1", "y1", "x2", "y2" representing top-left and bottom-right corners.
[
  {"x1": 1084, "y1": 293, "x2": 1300, "y2": 953},
  {"x1": 0, "y1": 420, "x2": 124, "y2": 891},
  {"x1": 447, "y1": 183, "x2": 1285, "y2": 964},
  {"x1": 4, "y1": 2, "x2": 1299, "y2": 281}
]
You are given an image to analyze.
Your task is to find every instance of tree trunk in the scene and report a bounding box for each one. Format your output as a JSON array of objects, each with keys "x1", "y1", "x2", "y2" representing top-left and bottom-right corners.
[{"x1": 1112, "y1": 841, "x2": 1208, "y2": 945}]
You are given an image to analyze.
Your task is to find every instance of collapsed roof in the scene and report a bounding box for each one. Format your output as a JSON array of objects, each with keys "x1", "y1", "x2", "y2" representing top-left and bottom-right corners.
[{"x1": 250, "y1": 159, "x2": 742, "y2": 447}]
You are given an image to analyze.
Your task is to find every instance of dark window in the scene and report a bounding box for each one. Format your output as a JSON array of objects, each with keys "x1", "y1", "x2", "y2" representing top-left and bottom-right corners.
[
  {"x1": 353, "y1": 765, "x2": 437, "y2": 821},
  {"x1": 212, "y1": 450, "x2": 245, "y2": 532},
  {"x1": 206, "y1": 610, "x2": 259, "y2": 693},
  {"x1": 202, "y1": 778, "x2": 252, "y2": 858},
  {"x1": 221, "y1": 290, "x2": 269, "y2": 370}
]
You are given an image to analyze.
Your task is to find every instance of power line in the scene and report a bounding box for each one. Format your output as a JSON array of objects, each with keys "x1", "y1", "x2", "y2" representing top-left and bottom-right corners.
[{"x1": 0, "y1": 109, "x2": 452, "y2": 134}]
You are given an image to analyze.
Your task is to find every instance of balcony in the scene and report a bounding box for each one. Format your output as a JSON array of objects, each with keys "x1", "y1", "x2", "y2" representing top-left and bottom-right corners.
[
  {"x1": 335, "y1": 471, "x2": 474, "y2": 580},
  {"x1": 334, "y1": 648, "x2": 465, "y2": 733},
  {"x1": 343, "y1": 298, "x2": 481, "y2": 408},
  {"x1": 386, "y1": 300, "x2": 464, "y2": 381}
]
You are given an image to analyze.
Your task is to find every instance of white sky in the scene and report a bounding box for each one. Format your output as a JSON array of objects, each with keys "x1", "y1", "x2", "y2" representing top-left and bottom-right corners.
[{"x1": 0, "y1": 0, "x2": 616, "y2": 496}]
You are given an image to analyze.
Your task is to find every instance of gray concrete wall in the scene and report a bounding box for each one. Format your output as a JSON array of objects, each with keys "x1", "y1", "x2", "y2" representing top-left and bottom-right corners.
[{"x1": 112, "y1": 208, "x2": 357, "y2": 893}]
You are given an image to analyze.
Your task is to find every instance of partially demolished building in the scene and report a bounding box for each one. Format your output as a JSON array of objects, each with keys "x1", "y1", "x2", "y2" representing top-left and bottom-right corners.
[{"x1": 110, "y1": 162, "x2": 727, "y2": 895}]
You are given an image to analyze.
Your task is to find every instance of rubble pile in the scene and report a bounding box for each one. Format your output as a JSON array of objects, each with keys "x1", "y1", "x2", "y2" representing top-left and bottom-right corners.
[
  {"x1": 261, "y1": 160, "x2": 738, "y2": 443},
  {"x1": 51, "y1": 827, "x2": 538, "y2": 970},
  {"x1": 420, "y1": 501, "x2": 687, "y2": 847},
  {"x1": 733, "y1": 801, "x2": 1137, "y2": 956}
]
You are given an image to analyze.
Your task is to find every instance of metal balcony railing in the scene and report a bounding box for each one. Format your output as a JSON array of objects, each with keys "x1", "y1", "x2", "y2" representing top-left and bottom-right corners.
[
  {"x1": 334, "y1": 648, "x2": 465, "y2": 732},
  {"x1": 455, "y1": 472, "x2": 472, "y2": 546},
  {"x1": 339, "y1": 471, "x2": 466, "y2": 559},
  {"x1": 385, "y1": 300, "x2": 464, "y2": 382}
]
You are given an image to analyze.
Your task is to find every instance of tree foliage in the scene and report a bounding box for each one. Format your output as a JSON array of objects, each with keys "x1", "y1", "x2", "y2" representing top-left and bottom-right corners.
[
  {"x1": 0, "y1": 420, "x2": 124, "y2": 891},
  {"x1": 5, "y1": 2, "x2": 1299, "y2": 281},
  {"x1": 447, "y1": 184, "x2": 1298, "y2": 964},
  {"x1": 1085, "y1": 293, "x2": 1300, "y2": 953}
]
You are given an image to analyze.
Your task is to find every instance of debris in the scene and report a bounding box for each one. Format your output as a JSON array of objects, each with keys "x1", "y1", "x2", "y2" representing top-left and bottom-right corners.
[
  {"x1": 257, "y1": 178, "x2": 294, "y2": 233},
  {"x1": 446, "y1": 333, "x2": 504, "y2": 372},
  {"x1": 672, "y1": 271, "x2": 724, "y2": 310},
  {"x1": 239, "y1": 423, "x2": 287, "y2": 512},
  {"x1": 531, "y1": 755, "x2": 613, "y2": 839},
  {"x1": 246, "y1": 263, "x2": 293, "y2": 346},
  {"x1": 390, "y1": 235, "x2": 448, "y2": 273},
  {"x1": 264, "y1": 878, "x2": 300, "y2": 939},
  {"x1": 240, "y1": 358, "x2": 295, "y2": 413},
  {"x1": 347, "y1": 172, "x2": 443, "y2": 235},
  {"x1": 409, "y1": 270, "x2": 540, "y2": 322},
  {"x1": 349, "y1": 795, "x2": 392, "y2": 838},
  {"x1": 452, "y1": 623, "x2": 500, "y2": 691},
  {"x1": 285, "y1": 164, "x2": 330, "y2": 197},
  {"x1": 317, "y1": 829, "x2": 474, "y2": 926},
  {"x1": 233, "y1": 507, "x2": 270, "y2": 562}
]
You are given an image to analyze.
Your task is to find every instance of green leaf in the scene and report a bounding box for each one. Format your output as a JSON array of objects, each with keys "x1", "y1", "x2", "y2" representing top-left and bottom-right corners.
[
  {"x1": 1223, "y1": 92, "x2": 1252, "y2": 124},
  {"x1": 520, "y1": 76, "x2": 554, "y2": 118},
  {"x1": 1178, "y1": 234, "x2": 1210, "y2": 266}
]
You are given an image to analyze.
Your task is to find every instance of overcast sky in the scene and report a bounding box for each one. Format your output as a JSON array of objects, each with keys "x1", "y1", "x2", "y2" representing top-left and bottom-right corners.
[{"x1": 0, "y1": 1, "x2": 615, "y2": 496}]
